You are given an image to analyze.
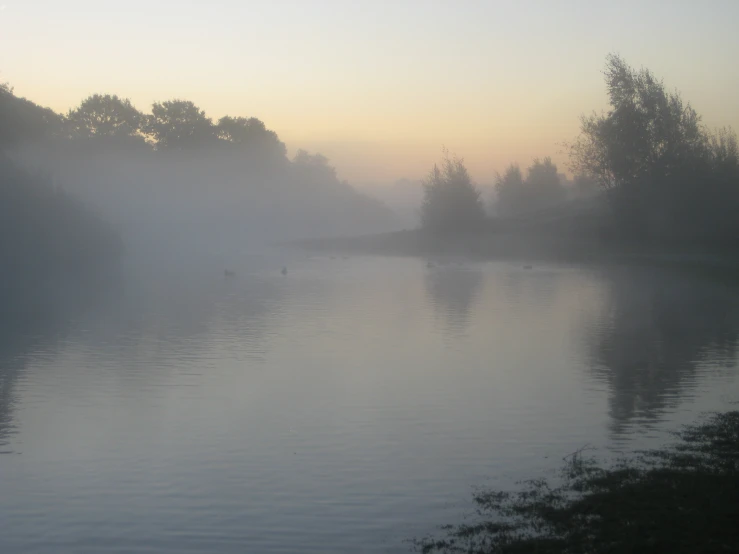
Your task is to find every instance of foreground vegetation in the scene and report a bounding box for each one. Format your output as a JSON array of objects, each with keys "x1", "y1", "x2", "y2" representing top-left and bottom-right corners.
[{"x1": 414, "y1": 410, "x2": 739, "y2": 553}]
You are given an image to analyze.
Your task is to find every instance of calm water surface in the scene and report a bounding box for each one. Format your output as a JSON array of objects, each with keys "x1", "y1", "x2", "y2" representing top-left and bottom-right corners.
[{"x1": 2, "y1": 254, "x2": 739, "y2": 553}]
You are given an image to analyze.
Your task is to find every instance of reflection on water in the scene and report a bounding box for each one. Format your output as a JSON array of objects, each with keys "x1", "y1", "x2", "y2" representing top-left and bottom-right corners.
[
  {"x1": 424, "y1": 265, "x2": 483, "y2": 334},
  {"x1": 1, "y1": 255, "x2": 738, "y2": 553},
  {"x1": 0, "y1": 327, "x2": 44, "y2": 453},
  {"x1": 0, "y1": 266, "x2": 121, "y2": 454},
  {"x1": 585, "y1": 267, "x2": 739, "y2": 436}
]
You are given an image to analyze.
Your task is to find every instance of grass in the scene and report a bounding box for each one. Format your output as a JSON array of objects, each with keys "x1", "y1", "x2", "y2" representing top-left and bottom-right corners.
[{"x1": 413, "y1": 411, "x2": 739, "y2": 553}]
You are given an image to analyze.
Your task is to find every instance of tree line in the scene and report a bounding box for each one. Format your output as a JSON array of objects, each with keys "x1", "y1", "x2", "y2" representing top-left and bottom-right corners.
[
  {"x1": 1, "y1": 81, "x2": 399, "y2": 269},
  {"x1": 1, "y1": 84, "x2": 123, "y2": 310},
  {"x1": 421, "y1": 54, "x2": 739, "y2": 247},
  {"x1": 1, "y1": 88, "x2": 288, "y2": 159}
]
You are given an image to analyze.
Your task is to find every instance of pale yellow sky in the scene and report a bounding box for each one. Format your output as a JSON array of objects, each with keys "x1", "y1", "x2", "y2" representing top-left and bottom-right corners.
[{"x1": 2, "y1": 0, "x2": 738, "y2": 185}]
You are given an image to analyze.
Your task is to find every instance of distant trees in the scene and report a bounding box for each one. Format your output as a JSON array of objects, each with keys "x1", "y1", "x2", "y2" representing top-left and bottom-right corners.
[
  {"x1": 0, "y1": 83, "x2": 63, "y2": 148},
  {"x1": 7, "y1": 51, "x2": 738, "y2": 250},
  {"x1": 1, "y1": 82, "x2": 399, "y2": 246},
  {"x1": 0, "y1": 87, "x2": 122, "y2": 280},
  {"x1": 494, "y1": 157, "x2": 566, "y2": 216},
  {"x1": 570, "y1": 54, "x2": 739, "y2": 243},
  {"x1": 217, "y1": 116, "x2": 287, "y2": 161},
  {"x1": 494, "y1": 164, "x2": 525, "y2": 215},
  {"x1": 67, "y1": 94, "x2": 144, "y2": 140},
  {"x1": 60, "y1": 96, "x2": 292, "y2": 156},
  {"x1": 527, "y1": 157, "x2": 566, "y2": 207},
  {"x1": 420, "y1": 154, "x2": 486, "y2": 233},
  {"x1": 292, "y1": 150, "x2": 337, "y2": 183},
  {"x1": 146, "y1": 100, "x2": 218, "y2": 150},
  {"x1": 60, "y1": 95, "x2": 291, "y2": 160}
]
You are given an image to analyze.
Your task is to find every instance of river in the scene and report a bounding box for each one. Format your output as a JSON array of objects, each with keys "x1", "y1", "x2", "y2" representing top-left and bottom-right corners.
[{"x1": 2, "y1": 253, "x2": 738, "y2": 553}]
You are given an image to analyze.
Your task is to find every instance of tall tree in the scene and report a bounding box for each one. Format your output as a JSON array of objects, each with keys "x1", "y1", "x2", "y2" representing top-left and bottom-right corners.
[
  {"x1": 526, "y1": 157, "x2": 565, "y2": 208},
  {"x1": 495, "y1": 164, "x2": 526, "y2": 216},
  {"x1": 421, "y1": 154, "x2": 486, "y2": 233},
  {"x1": 570, "y1": 54, "x2": 708, "y2": 191},
  {"x1": 570, "y1": 54, "x2": 739, "y2": 242}
]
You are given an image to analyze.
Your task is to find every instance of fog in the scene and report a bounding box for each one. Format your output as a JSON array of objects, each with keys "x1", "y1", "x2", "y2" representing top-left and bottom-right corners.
[
  {"x1": 1, "y1": 86, "x2": 409, "y2": 285},
  {"x1": 6, "y1": 52, "x2": 736, "y2": 278},
  {"x1": 3, "y1": 45, "x2": 739, "y2": 553},
  {"x1": 14, "y1": 144, "x2": 401, "y2": 270}
]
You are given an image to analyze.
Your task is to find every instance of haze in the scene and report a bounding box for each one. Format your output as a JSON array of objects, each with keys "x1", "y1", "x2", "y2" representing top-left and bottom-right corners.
[
  {"x1": 4, "y1": 1, "x2": 739, "y2": 552},
  {"x1": 2, "y1": 0, "x2": 738, "y2": 185}
]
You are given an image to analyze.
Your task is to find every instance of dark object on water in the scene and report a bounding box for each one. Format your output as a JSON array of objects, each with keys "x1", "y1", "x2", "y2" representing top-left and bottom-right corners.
[
  {"x1": 224, "y1": 269, "x2": 236, "y2": 277},
  {"x1": 427, "y1": 261, "x2": 435, "y2": 268},
  {"x1": 523, "y1": 265, "x2": 533, "y2": 270},
  {"x1": 281, "y1": 266, "x2": 287, "y2": 276}
]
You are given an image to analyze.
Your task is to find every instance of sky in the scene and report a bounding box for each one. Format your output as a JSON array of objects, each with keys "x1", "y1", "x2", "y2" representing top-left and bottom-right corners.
[{"x1": 2, "y1": 0, "x2": 738, "y2": 185}]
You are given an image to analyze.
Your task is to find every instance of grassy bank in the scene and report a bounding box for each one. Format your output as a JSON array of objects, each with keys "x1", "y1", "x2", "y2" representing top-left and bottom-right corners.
[{"x1": 414, "y1": 410, "x2": 739, "y2": 553}]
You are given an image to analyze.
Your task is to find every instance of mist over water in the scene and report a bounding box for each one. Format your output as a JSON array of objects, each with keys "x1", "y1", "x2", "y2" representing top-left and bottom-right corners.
[
  {"x1": 2, "y1": 34, "x2": 739, "y2": 554},
  {"x1": 2, "y1": 256, "x2": 738, "y2": 553},
  {"x1": 11, "y1": 144, "x2": 402, "y2": 267}
]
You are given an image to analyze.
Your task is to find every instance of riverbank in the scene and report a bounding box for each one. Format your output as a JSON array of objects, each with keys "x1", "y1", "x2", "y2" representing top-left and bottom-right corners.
[
  {"x1": 414, "y1": 410, "x2": 739, "y2": 553},
  {"x1": 295, "y1": 228, "x2": 739, "y2": 273}
]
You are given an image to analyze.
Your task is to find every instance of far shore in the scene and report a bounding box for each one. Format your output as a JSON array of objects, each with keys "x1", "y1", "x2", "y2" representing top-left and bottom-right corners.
[{"x1": 292, "y1": 228, "x2": 739, "y2": 273}]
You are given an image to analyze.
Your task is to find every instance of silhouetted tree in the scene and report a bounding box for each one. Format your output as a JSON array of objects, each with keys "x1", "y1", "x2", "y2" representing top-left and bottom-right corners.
[
  {"x1": 570, "y1": 54, "x2": 739, "y2": 243},
  {"x1": 494, "y1": 158, "x2": 566, "y2": 216},
  {"x1": 217, "y1": 116, "x2": 287, "y2": 161},
  {"x1": 291, "y1": 150, "x2": 341, "y2": 189},
  {"x1": 3, "y1": 82, "x2": 398, "y2": 246},
  {"x1": 0, "y1": 84, "x2": 63, "y2": 149},
  {"x1": 67, "y1": 94, "x2": 144, "y2": 140},
  {"x1": 494, "y1": 164, "x2": 526, "y2": 216},
  {"x1": 146, "y1": 100, "x2": 218, "y2": 149},
  {"x1": 420, "y1": 154, "x2": 486, "y2": 233},
  {"x1": 526, "y1": 157, "x2": 566, "y2": 207},
  {"x1": 709, "y1": 127, "x2": 739, "y2": 177}
]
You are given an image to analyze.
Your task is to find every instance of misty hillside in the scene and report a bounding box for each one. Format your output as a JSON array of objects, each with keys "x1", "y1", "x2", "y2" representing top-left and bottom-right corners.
[
  {"x1": 3, "y1": 88, "x2": 400, "y2": 261},
  {"x1": 1, "y1": 85, "x2": 122, "y2": 312}
]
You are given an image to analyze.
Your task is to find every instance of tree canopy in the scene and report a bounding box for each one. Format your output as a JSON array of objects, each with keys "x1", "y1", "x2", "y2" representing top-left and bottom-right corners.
[
  {"x1": 0, "y1": 84, "x2": 63, "y2": 149},
  {"x1": 67, "y1": 94, "x2": 144, "y2": 140},
  {"x1": 569, "y1": 54, "x2": 739, "y2": 242},
  {"x1": 421, "y1": 154, "x2": 486, "y2": 233},
  {"x1": 146, "y1": 99, "x2": 218, "y2": 150},
  {"x1": 495, "y1": 157, "x2": 566, "y2": 216},
  {"x1": 217, "y1": 116, "x2": 287, "y2": 160}
]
